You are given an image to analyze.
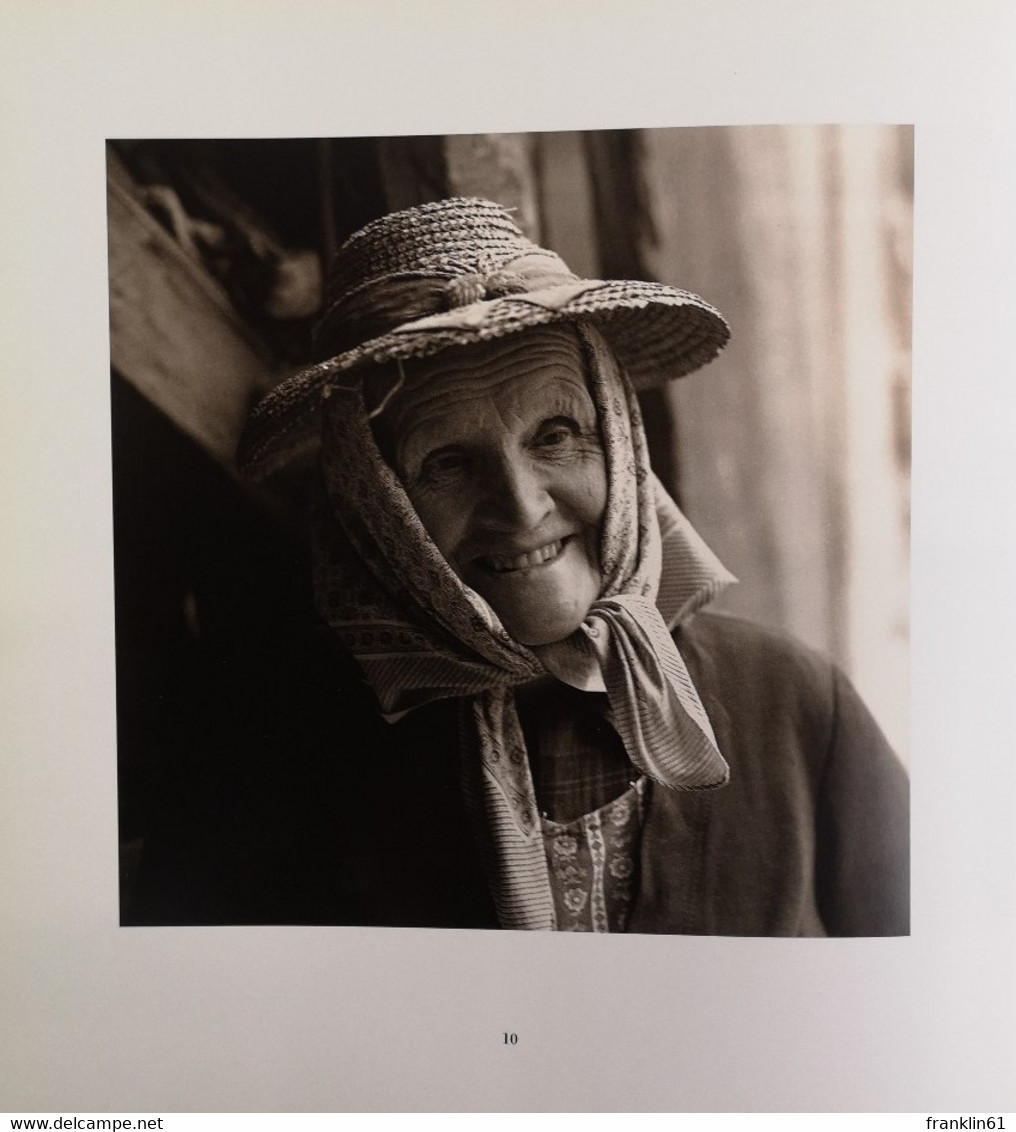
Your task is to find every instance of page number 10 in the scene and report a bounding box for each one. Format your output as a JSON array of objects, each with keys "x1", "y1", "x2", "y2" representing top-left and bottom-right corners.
[{"x1": 502, "y1": 1032, "x2": 518, "y2": 1045}]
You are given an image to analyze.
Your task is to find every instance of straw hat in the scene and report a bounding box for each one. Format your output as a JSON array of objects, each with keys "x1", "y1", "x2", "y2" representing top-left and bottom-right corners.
[{"x1": 238, "y1": 196, "x2": 729, "y2": 480}]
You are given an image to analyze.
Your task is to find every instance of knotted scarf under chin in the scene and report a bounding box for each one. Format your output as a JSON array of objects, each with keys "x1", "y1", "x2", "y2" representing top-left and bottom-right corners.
[
  {"x1": 312, "y1": 323, "x2": 735, "y2": 930},
  {"x1": 539, "y1": 593, "x2": 730, "y2": 790}
]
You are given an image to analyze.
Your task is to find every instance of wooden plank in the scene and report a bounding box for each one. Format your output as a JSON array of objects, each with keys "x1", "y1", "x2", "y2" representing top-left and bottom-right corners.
[
  {"x1": 106, "y1": 150, "x2": 279, "y2": 470},
  {"x1": 534, "y1": 131, "x2": 599, "y2": 279},
  {"x1": 642, "y1": 126, "x2": 851, "y2": 669},
  {"x1": 581, "y1": 130, "x2": 679, "y2": 498},
  {"x1": 375, "y1": 135, "x2": 448, "y2": 212},
  {"x1": 444, "y1": 133, "x2": 541, "y2": 241}
]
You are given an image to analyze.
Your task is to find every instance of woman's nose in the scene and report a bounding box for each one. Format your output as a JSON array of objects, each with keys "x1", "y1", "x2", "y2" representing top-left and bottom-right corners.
[{"x1": 479, "y1": 451, "x2": 552, "y2": 531}]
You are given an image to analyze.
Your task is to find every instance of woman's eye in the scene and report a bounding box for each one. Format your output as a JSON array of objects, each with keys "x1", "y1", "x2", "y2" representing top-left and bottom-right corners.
[
  {"x1": 420, "y1": 448, "x2": 468, "y2": 481},
  {"x1": 534, "y1": 418, "x2": 579, "y2": 449}
]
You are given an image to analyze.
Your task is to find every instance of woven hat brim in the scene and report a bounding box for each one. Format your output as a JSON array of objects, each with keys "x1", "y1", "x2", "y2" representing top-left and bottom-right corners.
[{"x1": 238, "y1": 278, "x2": 729, "y2": 480}]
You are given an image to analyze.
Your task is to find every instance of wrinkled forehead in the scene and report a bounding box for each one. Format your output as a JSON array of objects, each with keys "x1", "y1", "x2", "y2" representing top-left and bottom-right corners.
[{"x1": 369, "y1": 324, "x2": 594, "y2": 450}]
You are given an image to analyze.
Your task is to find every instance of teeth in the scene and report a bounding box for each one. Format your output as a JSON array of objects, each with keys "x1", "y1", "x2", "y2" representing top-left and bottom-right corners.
[{"x1": 483, "y1": 540, "x2": 564, "y2": 573}]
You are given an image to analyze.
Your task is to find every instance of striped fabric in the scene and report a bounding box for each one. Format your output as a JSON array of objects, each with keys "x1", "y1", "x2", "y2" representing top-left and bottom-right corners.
[{"x1": 313, "y1": 323, "x2": 736, "y2": 929}]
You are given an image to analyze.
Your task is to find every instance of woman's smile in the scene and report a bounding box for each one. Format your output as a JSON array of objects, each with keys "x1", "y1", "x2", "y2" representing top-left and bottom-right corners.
[
  {"x1": 466, "y1": 534, "x2": 584, "y2": 594},
  {"x1": 373, "y1": 326, "x2": 608, "y2": 646},
  {"x1": 476, "y1": 537, "x2": 567, "y2": 574}
]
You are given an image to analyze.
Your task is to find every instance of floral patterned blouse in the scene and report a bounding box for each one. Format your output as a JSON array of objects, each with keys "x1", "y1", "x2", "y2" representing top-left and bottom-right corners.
[
  {"x1": 542, "y1": 778, "x2": 648, "y2": 932},
  {"x1": 516, "y1": 678, "x2": 648, "y2": 932}
]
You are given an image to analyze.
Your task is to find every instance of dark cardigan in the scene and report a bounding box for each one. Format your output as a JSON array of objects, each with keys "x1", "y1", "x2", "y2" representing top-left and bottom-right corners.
[
  {"x1": 630, "y1": 612, "x2": 909, "y2": 936},
  {"x1": 126, "y1": 611, "x2": 909, "y2": 936}
]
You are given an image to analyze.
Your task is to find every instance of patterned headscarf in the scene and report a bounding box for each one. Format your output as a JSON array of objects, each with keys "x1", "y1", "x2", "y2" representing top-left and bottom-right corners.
[{"x1": 313, "y1": 323, "x2": 735, "y2": 929}]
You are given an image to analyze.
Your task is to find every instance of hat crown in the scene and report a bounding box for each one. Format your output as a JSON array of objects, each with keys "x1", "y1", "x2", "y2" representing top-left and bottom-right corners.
[
  {"x1": 315, "y1": 198, "x2": 572, "y2": 357},
  {"x1": 325, "y1": 197, "x2": 544, "y2": 308}
]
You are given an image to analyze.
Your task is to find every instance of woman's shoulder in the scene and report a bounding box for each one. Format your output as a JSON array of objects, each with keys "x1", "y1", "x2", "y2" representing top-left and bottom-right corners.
[
  {"x1": 675, "y1": 609, "x2": 839, "y2": 704},
  {"x1": 672, "y1": 608, "x2": 895, "y2": 770},
  {"x1": 674, "y1": 608, "x2": 902, "y2": 784},
  {"x1": 668, "y1": 612, "x2": 909, "y2": 938}
]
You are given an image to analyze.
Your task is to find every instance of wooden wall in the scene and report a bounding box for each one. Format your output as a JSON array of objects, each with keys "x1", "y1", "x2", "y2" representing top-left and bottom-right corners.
[{"x1": 641, "y1": 126, "x2": 912, "y2": 757}]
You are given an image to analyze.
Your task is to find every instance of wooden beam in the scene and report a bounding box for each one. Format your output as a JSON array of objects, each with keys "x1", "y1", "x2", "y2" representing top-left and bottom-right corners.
[
  {"x1": 106, "y1": 148, "x2": 279, "y2": 471},
  {"x1": 444, "y1": 134, "x2": 541, "y2": 242}
]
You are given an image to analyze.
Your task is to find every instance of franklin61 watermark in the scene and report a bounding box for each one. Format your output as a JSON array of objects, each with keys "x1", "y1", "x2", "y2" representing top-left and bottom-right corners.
[{"x1": 926, "y1": 1119, "x2": 1007, "y2": 1130}]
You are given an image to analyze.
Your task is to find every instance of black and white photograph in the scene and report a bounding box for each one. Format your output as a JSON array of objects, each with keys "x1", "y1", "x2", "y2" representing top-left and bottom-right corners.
[
  {"x1": 110, "y1": 128, "x2": 911, "y2": 936},
  {"x1": 3, "y1": 0, "x2": 1014, "y2": 1117}
]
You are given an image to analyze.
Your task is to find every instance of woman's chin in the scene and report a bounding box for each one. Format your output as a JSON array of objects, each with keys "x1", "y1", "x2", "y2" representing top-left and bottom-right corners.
[
  {"x1": 482, "y1": 580, "x2": 599, "y2": 646},
  {"x1": 508, "y1": 613, "x2": 587, "y2": 648},
  {"x1": 463, "y1": 537, "x2": 601, "y2": 647}
]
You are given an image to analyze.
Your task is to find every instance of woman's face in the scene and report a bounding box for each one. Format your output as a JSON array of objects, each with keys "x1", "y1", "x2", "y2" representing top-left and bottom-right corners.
[{"x1": 377, "y1": 327, "x2": 608, "y2": 646}]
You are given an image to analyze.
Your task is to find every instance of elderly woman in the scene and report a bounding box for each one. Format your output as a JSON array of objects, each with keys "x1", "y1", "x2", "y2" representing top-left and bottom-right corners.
[{"x1": 239, "y1": 197, "x2": 908, "y2": 935}]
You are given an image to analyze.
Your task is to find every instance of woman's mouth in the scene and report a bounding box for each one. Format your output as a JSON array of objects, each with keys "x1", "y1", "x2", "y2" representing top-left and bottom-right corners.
[{"x1": 476, "y1": 538, "x2": 566, "y2": 574}]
